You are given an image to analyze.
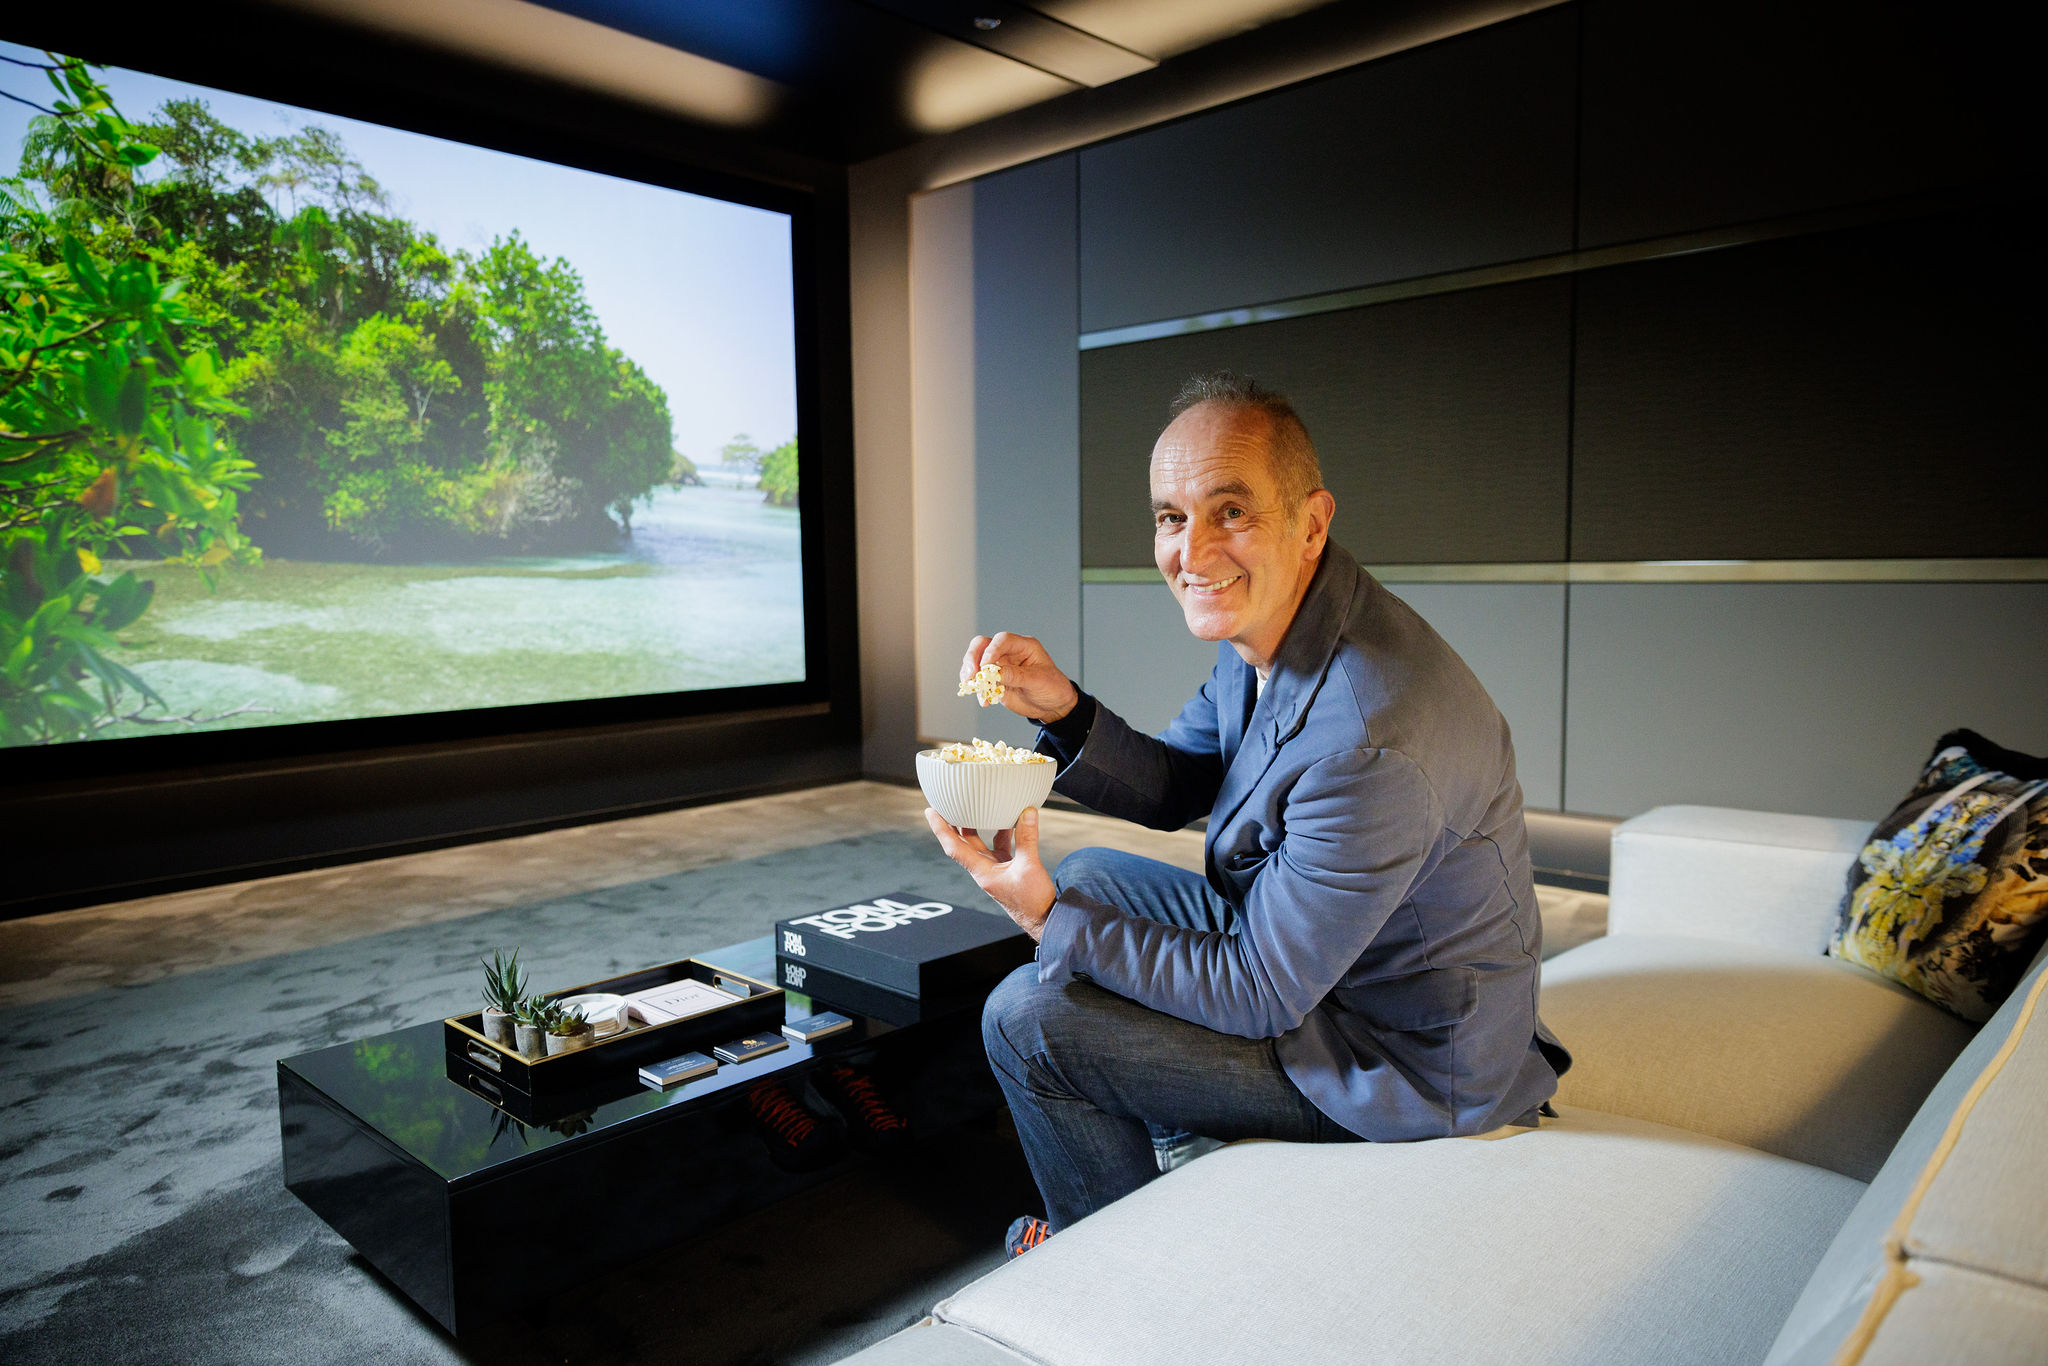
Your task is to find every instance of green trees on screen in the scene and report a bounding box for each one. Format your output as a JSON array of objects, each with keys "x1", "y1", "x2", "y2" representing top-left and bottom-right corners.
[
  {"x1": 1, "y1": 51, "x2": 696, "y2": 742},
  {"x1": 758, "y1": 438, "x2": 797, "y2": 508},
  {"x1": 1, "y1": 56, "x2": 257, "y2": 744},
  {"x1": 9, "y1": 61, "x2": 682, "y2": 563}
]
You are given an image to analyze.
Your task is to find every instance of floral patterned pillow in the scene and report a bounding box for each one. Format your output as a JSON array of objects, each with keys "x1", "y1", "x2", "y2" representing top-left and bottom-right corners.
[{"x1": 1830, "y1": 730, "x2": 2048, "y2": 1022}]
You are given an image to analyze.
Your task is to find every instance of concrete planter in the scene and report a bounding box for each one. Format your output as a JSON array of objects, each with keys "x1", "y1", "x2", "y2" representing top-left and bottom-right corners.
[
  {"x1": 544, "y1": 1027, "x2": 594, "y2": 1056},
  {"x1": 481, "y1": 1008, "x2": 516, "y2": 1048}
]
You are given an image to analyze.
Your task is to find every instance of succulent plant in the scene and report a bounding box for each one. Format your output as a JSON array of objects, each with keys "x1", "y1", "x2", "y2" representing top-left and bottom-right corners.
[
  {"x1": 481, "y1": 949, "x2": 528, "y2": 1014},
  {"x1": 549, "y1": 1109, "x2": 594, "y2": 1138},
  {"x1": 513, "y1": 996, "x2": 547, "y2": 1027},
  {"x1": 545, "y1": 1002, "x2": 589, "y2": 1037}
]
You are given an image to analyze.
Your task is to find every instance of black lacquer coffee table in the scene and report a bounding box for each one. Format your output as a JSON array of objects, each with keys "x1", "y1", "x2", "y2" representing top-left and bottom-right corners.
[{"x1": 276, "y1": 936, "x2": 1002, "y2": 1335}]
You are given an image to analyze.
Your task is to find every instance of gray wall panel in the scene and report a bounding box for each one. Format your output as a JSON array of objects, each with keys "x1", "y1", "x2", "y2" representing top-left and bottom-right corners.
[
  {"x1": 1081, "y1": 582, "x2": 1226, "y2": 741},
  {"x1": 1386, "y1": 583, "x2": 1565, "y2": 812},
  {"x1": 1564, "y1": 583, "x2": 2048, "y2": 821},
  {"x1": 966, "y1": 155, "x2": 1080, "y2": 748},
  {"x1": 1081, "y1": 278, "x2": 1571, "y2": 568},
  {"x1": 1077, "y1": 7, "x2": 1577, "y2": 332},
  {"x1": 912, "y1": 160, "x2": 1082, "y2": 752},
  {"x1": 908, "y1": 181, "x2": 988, "y2": 748},
  {"x1": 1572, "y1": 207, "x2": 2047, "y2": 561}
]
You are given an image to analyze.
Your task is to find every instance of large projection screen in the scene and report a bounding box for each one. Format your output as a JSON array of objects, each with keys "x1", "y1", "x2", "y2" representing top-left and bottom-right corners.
[{"x1": 0, "y1": 42, "x2": 809, "y2": 762}]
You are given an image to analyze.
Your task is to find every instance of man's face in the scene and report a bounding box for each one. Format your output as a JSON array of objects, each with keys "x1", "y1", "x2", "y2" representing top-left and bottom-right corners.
[{"x1": 1150, "y1": 403, "x2": 1331, "y2": 666}]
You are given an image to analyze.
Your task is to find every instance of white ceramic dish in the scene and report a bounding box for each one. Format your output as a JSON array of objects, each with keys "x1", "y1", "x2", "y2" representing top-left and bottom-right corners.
[
  {"x1": 557, "y1": 992, "x2": 629, "y2": 1036},
  {"x1": 916, "y1": 748, "x2": 1057, "y2": 831}
]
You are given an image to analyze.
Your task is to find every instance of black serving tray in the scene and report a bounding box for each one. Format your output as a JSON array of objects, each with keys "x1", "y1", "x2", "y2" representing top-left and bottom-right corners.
[{"x1": 445, "y1": 956, "x2": 782, "y2": 1096}]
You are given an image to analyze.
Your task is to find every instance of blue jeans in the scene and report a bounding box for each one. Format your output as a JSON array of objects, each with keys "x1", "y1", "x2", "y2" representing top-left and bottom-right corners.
[{"x1": 982, "y1": 848, "x2": 1356, "y2": 1230}]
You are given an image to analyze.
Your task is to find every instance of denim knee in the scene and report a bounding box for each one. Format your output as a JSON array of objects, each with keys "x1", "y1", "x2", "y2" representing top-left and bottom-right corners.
[
  {"x1": 981, "y1": 962, "x2": 1049, "y2": 1078},
  {"x1": 1053, "y1": 845, "x2": 1126, "y2": 900}
]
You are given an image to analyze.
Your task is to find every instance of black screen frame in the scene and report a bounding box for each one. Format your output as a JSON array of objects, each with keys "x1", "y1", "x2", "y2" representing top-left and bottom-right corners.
[{"x1": 2, "y1": 6, "x2": 863, "y2": 916}]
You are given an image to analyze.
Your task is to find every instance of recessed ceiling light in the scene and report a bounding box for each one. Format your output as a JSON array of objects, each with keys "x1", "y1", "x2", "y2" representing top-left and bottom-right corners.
[{"x1": 973, "y1": 16, "x2": 1002, "y2": 30}]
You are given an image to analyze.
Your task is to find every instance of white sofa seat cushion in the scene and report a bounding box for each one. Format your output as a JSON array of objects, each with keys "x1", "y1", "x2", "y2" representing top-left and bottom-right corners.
[
  {"x1": 925, "y1": 1107, "x2": 1864, "y2": 1366},
  {"x1": 1608, "y1": 806, "x2": 1874, "y2": 955},
  {"x1": 835, "y1": 1321, "x2": 1037, "y2": 1365},
  {"x1": 1541, "y1": 934, "x2": 1973, "y2": 1181}
]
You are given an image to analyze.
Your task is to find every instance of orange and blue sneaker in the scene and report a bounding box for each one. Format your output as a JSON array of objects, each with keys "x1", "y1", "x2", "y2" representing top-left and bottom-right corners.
[
  {"x1": 744, "y1": 1080, "x2": 841, "y2": 1171},
  {"x1": 1005, "y1": 1216, "x2": 1051, "y2": 1259},
  {"x1": 817, "y1": 1064, "x2": 910, "y2": 1150}
]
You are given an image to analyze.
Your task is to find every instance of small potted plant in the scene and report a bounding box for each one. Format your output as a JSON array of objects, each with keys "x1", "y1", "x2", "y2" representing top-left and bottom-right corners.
[
  {"x1": 480, "y1": 949, "x2": 526, "y2": 1048},
  {"x1": 513, "y1": 997, "x2": 549, "y2": 1057},
  {"x1": 544, "y1": 1000, "x2": 594, "y2": 1055}
]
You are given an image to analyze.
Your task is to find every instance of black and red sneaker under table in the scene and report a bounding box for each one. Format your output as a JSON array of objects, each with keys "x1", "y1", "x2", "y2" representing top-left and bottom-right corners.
[
  {"x1": 1005, "y1": 1216, "x2": 1051, "y2": 1259},
  {"x1": 743, "y1": 1080, "x2": 840, "y2": 1170},
  {"x1": 816, "y1": 1063, "x2": 910, "y2": 1150}
]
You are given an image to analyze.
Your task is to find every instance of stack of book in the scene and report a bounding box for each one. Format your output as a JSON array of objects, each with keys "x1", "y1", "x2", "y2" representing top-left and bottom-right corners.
[{"x1": 773, "y1": 890, "x2": 1034, "y2": 1024}]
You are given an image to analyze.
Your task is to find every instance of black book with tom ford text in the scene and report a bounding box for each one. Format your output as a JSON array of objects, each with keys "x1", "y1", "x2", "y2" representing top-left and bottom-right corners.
[{"x1": 774, "y1": 891, "x2": 1033, "y2": 999}]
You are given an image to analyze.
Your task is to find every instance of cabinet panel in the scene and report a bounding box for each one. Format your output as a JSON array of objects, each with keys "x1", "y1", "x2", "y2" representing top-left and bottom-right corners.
[
  {"x1": 1082, "y1": 278, "x2": 1571, "y2": 569},
  {"x1": 1387, "y1": 583, "x2": 1564, "y2": 812},
  {"x1": 1564, "y1": 583, "x2": 2048, "y2": 820},
  {"x1": 1080, "y1": 583, "x2": 1224, "y2": 743},
  {"x1": 1572, "y1": 207, "x2": 2046, "y2": 562},
  {"x1": 1077, "y1": 7, "x2": 1577, "y2": 332},
  {"x1": 1578, "y1": 0, "x2": 2035, "y2": 247}
]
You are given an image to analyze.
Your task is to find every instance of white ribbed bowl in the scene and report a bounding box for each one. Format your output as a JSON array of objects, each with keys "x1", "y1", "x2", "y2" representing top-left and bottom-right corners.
[{"x1": 916, "y1": 748, "x2": 1057, "y2": 831}]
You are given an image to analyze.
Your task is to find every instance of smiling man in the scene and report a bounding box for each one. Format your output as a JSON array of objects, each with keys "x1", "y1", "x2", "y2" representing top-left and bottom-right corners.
[{"x1": 926, "y1": 372, "x2": 1570, "y2": 1252}]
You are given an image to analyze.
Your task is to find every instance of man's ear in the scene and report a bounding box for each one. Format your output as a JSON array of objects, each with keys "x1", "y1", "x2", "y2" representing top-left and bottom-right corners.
[{"x1": 1301, "y1": 488, "x2": 1336, "y2": 555}]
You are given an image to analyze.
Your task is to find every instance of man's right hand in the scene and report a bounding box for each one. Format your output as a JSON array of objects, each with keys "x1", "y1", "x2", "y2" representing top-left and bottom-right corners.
[{"x1": 962, "y1": 632, "x2": 1079, "y2": 724}]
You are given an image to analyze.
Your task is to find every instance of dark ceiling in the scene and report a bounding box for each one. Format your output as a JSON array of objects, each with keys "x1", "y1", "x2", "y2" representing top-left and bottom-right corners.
[
  {"x1": 451, "y1": 0, "x2": 1346, "y2": 162},
  {"x1": 9, "y1": 0, "x2": 1495, "y2": 170}
]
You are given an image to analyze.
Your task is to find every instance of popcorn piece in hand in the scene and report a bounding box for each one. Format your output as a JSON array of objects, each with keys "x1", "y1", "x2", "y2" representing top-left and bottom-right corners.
[
  {"x1": 937, "y1": 738, "x2": 1052, "y2": 764},
  {"x1": 959, "y1": 662, "x2": 1005, "y2": 707}
]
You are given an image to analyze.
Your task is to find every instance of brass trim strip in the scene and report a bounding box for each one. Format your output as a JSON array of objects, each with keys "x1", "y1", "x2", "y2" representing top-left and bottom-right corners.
[
  {"x1": 1081, "y1": 560, "x2": 2048, "y2": 585},
  {"x1": 1076, "y1": 187, "x2": 2031, "y2": 350}
]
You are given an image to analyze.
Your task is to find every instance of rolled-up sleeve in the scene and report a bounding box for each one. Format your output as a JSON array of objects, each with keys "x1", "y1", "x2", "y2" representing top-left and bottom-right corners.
[{"x1": 1037, "y1": 746, "x2": 1445, "y2": 1039}]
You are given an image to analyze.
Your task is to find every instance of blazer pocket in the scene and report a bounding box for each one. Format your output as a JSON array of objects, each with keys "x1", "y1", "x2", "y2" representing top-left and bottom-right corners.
[
  {"x1": 1223, "y1": 848, "x2": 1271, "y2": 874},
  {"x1": 1335, "y1": 966, "x2": 1478, "y2": 1033},
  {"x1": 1221, "y1": 824, "x2": 1277, "y2": 875}
]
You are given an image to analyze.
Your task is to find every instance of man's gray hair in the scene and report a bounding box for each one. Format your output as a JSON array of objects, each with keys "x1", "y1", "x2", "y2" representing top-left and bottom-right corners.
[{"x1": 1167, "y1": 371, "x2": 1325, "y2": 510}]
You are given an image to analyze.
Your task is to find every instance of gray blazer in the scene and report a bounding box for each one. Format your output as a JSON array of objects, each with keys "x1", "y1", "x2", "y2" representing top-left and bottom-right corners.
[{"x1": 1038, "y1": 542, "x2": 1570, "y2": 1140}]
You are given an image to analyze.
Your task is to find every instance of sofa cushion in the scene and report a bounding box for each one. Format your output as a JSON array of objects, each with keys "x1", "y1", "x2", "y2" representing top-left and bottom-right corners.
[
  {"x1": 1829, "y1": 730, "x2": 2048, "y2": 1023},
  {"x1": 1541, "y1": 934, "x2": 1973, "y2": 1180},
  {"x1": 1764, "y1": 940, "x2": 2048, "y2": 1366},
  {"x1": 1608, "y1": 806, "x2": 1874, "y2": 955},
  {"x1": 926, "y1": 1106, "x2": 1863, "y2": 1366},
  {"x1": 835, "y1": 1321, "x2": 1036, "y2": 1365},
  {"x1": 1774, "y1": 1261, "x2": 2048, "y2": 1366}
]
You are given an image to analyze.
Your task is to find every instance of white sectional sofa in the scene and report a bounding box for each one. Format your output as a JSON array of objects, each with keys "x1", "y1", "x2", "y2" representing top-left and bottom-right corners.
[{"x1": 837, "y1": 805, "x2": 2048, "y2": 1366}]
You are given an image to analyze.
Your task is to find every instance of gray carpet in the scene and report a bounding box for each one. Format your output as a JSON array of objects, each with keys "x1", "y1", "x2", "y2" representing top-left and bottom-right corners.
[{"x1": 0, "y1": 831, "x2": 1037, "y2": 1365}]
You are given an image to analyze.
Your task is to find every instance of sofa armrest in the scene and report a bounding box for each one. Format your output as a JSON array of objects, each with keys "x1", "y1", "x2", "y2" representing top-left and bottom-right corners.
[{"x1": 1606, "y1": 805, "x2": 1875, "y2": 955}]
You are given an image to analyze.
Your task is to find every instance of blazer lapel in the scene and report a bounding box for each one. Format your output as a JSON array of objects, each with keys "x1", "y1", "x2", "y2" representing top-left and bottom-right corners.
[
  {"x1": 1217, "y1": 647, "x2": 1257, "y2": 772},
  {"x1": 1207, "y1": 547, "x2": 1363, "y2": 839}
]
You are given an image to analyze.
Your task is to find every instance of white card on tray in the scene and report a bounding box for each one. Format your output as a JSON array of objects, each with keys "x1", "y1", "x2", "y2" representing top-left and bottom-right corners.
[{"x1": 623, "y1": 978, "x2": 742, "y2": 1025}]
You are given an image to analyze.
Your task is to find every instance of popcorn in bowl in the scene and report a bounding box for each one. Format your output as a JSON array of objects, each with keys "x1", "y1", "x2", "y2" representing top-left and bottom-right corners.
[
  {"x1": 936, "y1": 737, "x2": 1052, "y2": 765},
  {"x1": 959, "y1": 663, "x2": 1005, "y2": 707},
  {"x1": 917, "y1": 738, "x2": 1057, "y2": 830}
]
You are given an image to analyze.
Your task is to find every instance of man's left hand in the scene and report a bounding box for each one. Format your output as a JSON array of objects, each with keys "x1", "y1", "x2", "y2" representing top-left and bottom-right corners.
[{"x1": 925, "y1": 806, "x2": 1056, "y2": 942}]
